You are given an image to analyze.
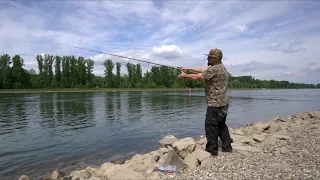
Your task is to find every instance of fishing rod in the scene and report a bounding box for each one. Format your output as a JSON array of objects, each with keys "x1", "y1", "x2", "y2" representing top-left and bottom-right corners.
[{"x1": 75, "y1": 46, "x2": 183, "y2": 71}]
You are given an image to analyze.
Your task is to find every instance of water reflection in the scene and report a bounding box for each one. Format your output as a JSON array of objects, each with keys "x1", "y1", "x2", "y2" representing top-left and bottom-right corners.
[
  {"x1": 0, "y1": 94, "x2": 29, "y2": 135},
  {"x1": 39, "y1": 93, "x2": 95, "y2": 131}
]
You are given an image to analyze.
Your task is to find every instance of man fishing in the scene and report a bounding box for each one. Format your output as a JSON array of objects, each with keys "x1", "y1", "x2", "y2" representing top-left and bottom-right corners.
[{"x1": 177, "y1": 48, "x2": 232, "y2": 156}]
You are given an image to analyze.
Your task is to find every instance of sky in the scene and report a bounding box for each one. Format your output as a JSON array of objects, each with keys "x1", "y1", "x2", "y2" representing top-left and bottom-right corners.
[{"x1": 0, "y1": 0, "x2": 319, "y2": 84}]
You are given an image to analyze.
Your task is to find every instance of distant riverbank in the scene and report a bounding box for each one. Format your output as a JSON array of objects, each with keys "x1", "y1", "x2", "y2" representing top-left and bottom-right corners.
[{"x1": 0, "y1": 87, "x2": 311, "y2": 94}]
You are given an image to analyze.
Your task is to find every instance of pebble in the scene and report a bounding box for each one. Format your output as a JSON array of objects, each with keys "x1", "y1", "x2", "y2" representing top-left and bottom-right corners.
[{"x1": 160, "y1": 111, "x2": 320, "y2": 180}]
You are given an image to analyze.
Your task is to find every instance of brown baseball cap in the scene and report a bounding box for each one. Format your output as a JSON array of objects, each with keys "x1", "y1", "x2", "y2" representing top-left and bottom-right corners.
[{"x1": 204, "y1": 48, "x2": 223, "y2": 60}]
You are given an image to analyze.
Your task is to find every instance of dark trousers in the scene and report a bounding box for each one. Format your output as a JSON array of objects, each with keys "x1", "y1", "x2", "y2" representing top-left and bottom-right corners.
[{"x1": 205, "y1": 104, "x2": 232, "y2": 155}]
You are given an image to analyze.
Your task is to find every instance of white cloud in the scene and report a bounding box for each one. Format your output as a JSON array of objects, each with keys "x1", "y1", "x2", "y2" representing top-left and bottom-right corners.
[
  {"x1": 236, "y1": 24, "x2": 248, "y2": 32},
  {"x1": 0, "y1": 0, "x2": 320, "y2": 84}
]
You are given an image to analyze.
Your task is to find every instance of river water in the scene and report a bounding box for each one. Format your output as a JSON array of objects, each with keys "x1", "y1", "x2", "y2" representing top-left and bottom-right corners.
[{"x1": 0, "y1": 89, "x2": 319, "y2": 179}]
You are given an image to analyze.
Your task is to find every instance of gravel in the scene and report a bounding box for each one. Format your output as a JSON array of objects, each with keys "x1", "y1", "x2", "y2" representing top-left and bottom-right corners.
[{"x1": 160, "y1": 116, "x2": 320, "y2": 180}]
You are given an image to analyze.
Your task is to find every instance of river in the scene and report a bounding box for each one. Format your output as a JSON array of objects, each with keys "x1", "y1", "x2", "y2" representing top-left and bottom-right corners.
[{"x1": 0, "y1": 89, "x2": 319, "y2": 179}]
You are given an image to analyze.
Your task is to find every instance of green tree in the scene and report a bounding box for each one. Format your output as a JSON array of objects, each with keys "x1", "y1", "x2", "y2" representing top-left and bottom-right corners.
[{"x1": 104, "y1": 59, "x2": 114, "y2": 88}]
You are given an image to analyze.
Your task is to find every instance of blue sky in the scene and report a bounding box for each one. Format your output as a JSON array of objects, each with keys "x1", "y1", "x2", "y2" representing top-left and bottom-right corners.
[{"x1": 0, "y1": 0, "x2": 319, "y2": 84}]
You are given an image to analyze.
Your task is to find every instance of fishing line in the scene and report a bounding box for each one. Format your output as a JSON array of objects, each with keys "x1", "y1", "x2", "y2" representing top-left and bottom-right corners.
[{"x1": 75, "y1": 46, "x2": 182, "y2": 71}]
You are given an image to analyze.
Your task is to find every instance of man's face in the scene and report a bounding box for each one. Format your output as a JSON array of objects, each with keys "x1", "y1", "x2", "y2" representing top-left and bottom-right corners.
[{"x1": 207, "y1": 56, "x2": 213, "y2": 66}]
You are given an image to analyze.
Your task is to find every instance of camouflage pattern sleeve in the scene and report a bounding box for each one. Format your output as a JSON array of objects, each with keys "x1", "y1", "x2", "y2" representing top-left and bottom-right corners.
[{"x1": 202, "y1": 66, "x2": 216, "y2": 80}]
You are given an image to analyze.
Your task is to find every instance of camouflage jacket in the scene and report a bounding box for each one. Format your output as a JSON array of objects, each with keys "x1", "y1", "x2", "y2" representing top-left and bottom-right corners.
[{"x1": 201, "y1": 63, "x2": 229, "y2": 107}]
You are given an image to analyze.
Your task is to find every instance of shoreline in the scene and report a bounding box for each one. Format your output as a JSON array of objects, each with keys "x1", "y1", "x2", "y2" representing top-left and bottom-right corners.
[
  {"x1": 18, "y1": 110, "x2": 320, "y2": 180},
  {"x1": 0, "y1": 88, "x2": 314, "y2": 94}
]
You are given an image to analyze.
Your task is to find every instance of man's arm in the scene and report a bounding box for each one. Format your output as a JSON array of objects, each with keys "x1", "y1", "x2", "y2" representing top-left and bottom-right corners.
[
  {"x1": 181, "y1": 67, "x2": 207, "y2": 73},
  {"x1": 177, "y1": 71, "x2": 205, "y2": 80},
  {"x1": 184, "y1": 73, "x2": 205, "y2": 80}
]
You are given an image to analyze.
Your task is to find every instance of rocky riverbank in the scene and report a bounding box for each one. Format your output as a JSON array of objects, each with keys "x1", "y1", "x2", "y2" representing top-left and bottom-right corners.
[{"x1": 19, "y1": 110, "x2": 320, "y2": 180}]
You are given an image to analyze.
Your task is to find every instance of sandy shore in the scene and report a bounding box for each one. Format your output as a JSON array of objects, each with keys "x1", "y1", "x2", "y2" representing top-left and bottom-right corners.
[{"x1": 19, "y1": 110, "x2": 320, "y2": 180}]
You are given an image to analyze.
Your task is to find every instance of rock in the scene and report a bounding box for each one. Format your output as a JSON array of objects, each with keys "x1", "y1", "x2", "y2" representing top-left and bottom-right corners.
[
  {"x1": 271, "y1": 117, "x2": 280, "y2": 122},
  {"x1": 232, "y1": 143, "x2": 261, "y2": 152},
  {"x1": 172, "y1": 137, "x2": 196, "y2": 153},
  {"x1": 145, "y1": 172, "x2": 161, "y2": 180},
  {"x1": 157, "y1": 150, "x2": 186, "y2": 170},
  {"x1": 267, "y1": 122, "x2": 282, "y2": 134},
  {"x1": 201, "y1": 158, "x2": 215, "y2": 168},
  {"x1": 102, "y1": 165, "x2": 145, "y2": 180},
  {"x1": 86, "y1": 166, "x2": 104, "y2": 178},
  {"x1": 158, "y1": 135, "x2": 178, "y2": 147},
  {"x1": 183, "y1": 153, "x2": 199, "y2": 169},
  {"x1": 159, "y1": 147, "x2": 168, "y2": 154},
  {"x1": 241, "y1": 126, "x2": 256, "y2": 136},
  {"x1": 273, "y1": 134, "x2": 291, "y2": 140},
  {"x1": 167, "y1": 145, "x2": 174, "y2": 152},
  {"x1": 229, "y1": 128, "x2": 235, "y2": 134},
  {"x1": 233, "y1": 129, "x2": 244, "y2": 135},
  {"x1": 71, "y1": 170, "x2": 91, "y2": 180},
  {"x1": 239, "y1": 137, "x2": 256, "y2": 145},
  {"x1": 252, "y1": 134, "x2": 267, "y2": 143},
  {"x1": 231, "y1": 134, "x2": 255, "y2": 145},
  {"x1": 247, "y1": 123, "x2": 254, "y2": 126},
  {"x1": 230, "y1": 134, "x2": 245, "y2": 142},
  {"x1": 197, "y1": 137, "x2": 207, "y2": 145},
  {"x1": 153, "y1": 156, "x2": 160, "y2": 162},
  {"x1": 51, "y1": 169, "x2": 65, "y2": 180},
  {"x1": 261, "y1": 136, "x2": 278, "y2": 146},
  {"x1": 19, "y1": 175, "x2": 30, "y2": 180},
  {"x1": 280, "y1": 116, "x2": 292, "y2": 122},
  {"x1": 88, "y1": 177, "x2": 101, "y2": 180},
  {"x1": 280, "y1": 147, "x2": 289, "y2": 154},
  {"x1": 179, "y1": 150, "x2": 188, "y2": 158},
  {"x1": 253, "y1": 122, "x2": 270, "y2": 132},
  {"x1": 195, "y1": 143, "x2": 204, "y2": 150},
  {"x1": 191, "y1": 149, "x2": 211, "y2": 162}
]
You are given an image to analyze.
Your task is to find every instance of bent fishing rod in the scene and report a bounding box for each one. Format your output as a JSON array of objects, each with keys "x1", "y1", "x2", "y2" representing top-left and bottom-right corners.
[{"x1": 75, "y1": 46, "x2": 183, "y2": 71}]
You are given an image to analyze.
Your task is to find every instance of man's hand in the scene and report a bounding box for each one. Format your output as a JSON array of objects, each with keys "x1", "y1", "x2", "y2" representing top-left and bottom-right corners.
[{"x1": 177, "y1": 70, "x2": 186, "y2": 79}]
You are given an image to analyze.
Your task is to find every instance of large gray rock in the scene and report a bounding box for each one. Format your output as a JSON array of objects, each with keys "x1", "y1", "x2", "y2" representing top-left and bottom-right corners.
[
  {"x1": 239, "y1": 137, "x2": 256, "y2": 145},
  {"x1": 279, "y1": 116, "x2": 292, "y2": 122},
  {"x1": 197, "y1": 137, "x2": 207, "y2": 145},
  {"x1": 145, "y1": 172, "x2": 161, "y2": 180},
  {"x1": 191, "y1": 149, "x2": 211, "y2": 162},
  {"x1": 201, "y1": 158, "x2": 215, "y2": 168},
  {"x1": 233, "y1": 129, "x2": 244, "y2": 135},
  {"x1": 261, "y1": 136, "x2": 278, "y2": 146},
  {"x1": 231, "y1": 134, "x2": 255, "y2": 145},
  {"x1": 86, "y1": 166, "x2": 104, "y2": 178},
  {"x1": 88, "y1": 177, "x2": 101, "y2": 180},
  {"x1": 267, "y1": 122, "x2": 282, "y2": 134},
  {"x1": 183, "y1": 153, "x2": 199, "y2": 169},
  {"x1": 172, "y1": 137, "x2": 196, "y2": 153},
  {"x1": 51, "y1": 169, "x2": 65, "y2": 180},
  {"x1": 232, "y1": 142, "x2": 261, "y2": 152},
  {"x1": 178, "y1": 150, "x2": 188, "y2": 158},
  {"x1": 71, "y1": 169, "x2": 91, "y2": 180},
  {"x1": 253, "y1": 122, "x2": 270, "y2": 132},
  {"x1": 241, "y1": 126, "x2": 256, "y2": 136},
  {"x1": 159, "y1": 147, "x2": 168, "y2": 154},
  {"x1": 102, "y1": 164, "x2": 145, "y2": 180},
  {"x1": 158, "y1": 135, "x2": 178, "y2": 147},
  {"x1": 252, "y1": 134, "x2": 267, "y2": 143},
  {"x1": 157, "y1": 150, "x2": 186, "y2": 170},
  {"x1": 273, "y1": 134, "x2": 291, "y2": 140},
  {"x1": 19, "y1": 175, "x2": 30, "y2": 180}
]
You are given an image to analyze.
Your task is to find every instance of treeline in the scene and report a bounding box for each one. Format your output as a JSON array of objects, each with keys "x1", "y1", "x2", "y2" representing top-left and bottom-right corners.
[{"x1": 0, "y1": 54, "x2": 319, "y2": 89}]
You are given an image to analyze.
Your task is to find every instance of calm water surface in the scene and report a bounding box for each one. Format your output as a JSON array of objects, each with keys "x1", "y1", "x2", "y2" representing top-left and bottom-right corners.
[{"x1": 0, "y1": 89, "x2": 319, "y2": 179}]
